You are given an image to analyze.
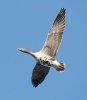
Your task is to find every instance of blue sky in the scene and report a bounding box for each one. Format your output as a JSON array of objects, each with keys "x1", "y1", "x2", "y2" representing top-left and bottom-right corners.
[{"x1": 0, "y1": 0, "x2": 87, "y2": 100}]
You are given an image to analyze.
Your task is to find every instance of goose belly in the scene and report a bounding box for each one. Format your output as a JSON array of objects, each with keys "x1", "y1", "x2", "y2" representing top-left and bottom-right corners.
[{"x1": 37, "y1": 57, "x2": 52, "y2": 67}]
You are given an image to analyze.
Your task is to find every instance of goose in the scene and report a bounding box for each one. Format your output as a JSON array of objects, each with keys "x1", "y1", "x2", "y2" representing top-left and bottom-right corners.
[{"x1": 18, "y1": 8, "x2": 66, "y2": 87}]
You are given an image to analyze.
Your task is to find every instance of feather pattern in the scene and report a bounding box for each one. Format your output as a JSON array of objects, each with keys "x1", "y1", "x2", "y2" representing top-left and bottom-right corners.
[{"x1": 41, "y1": 8, "x2": 66, "y2": 58}]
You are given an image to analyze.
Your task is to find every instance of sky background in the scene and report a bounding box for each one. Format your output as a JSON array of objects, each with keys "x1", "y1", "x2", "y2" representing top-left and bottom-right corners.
[{"x1": 0, "y1": 0, "x2": 87, "y2": 100}]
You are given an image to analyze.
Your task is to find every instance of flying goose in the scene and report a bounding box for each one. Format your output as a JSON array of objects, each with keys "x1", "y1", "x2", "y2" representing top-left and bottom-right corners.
[{"x1": 18, "y1": 8, "x2": 66, "y2": 87}]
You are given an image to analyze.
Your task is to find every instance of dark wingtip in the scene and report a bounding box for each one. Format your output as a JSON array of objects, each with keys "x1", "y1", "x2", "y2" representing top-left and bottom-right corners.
[
  {"x1": 60, "y1": 8, "x2": 66, "y2": 14},
  {"x1": 32, "y1": 81, "x2": 39, "y2": 88},
  {"x1": 33, "y1": 84, "x2": 37, "y2": 88},
  {"x1": 61, "y1": 8, "x2": 66, "y2": 11}
]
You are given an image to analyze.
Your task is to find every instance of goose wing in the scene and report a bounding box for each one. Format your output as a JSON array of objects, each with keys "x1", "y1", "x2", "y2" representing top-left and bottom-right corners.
[
  {"x1": 41, "y1": 8, "x2": 66, "y2": 58},
  {"x1": 31, "y1": 62, "x2": 50, "y2": 87}
]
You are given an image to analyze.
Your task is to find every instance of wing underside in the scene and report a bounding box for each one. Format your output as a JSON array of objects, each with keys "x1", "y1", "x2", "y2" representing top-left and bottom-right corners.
[
  {"x1": 31, "y1": 62, "x2": 50, "y2": 87},
  {"x1": 41, "y1": 8, "x2": 66, "y2": 58}
]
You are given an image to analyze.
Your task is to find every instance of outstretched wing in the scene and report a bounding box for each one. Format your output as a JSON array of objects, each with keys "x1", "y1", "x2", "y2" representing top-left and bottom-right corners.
[
  {"x1": 41, "y1": 8, "x2": 66, "y2": 58},
  {"x1": 31, "y1": 62, "x2": 50, "y2": 87}
]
